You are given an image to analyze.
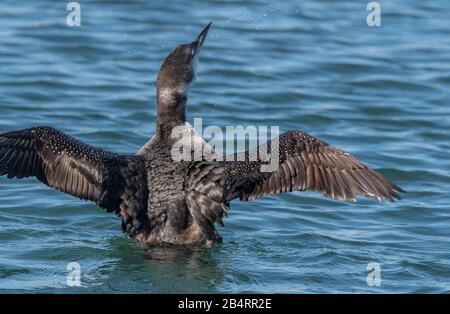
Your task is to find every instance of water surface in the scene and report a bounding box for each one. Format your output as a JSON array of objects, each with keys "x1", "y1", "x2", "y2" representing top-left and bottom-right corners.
[{"x1": 0, "y1": 0, "x2": 449, "y2": 293}]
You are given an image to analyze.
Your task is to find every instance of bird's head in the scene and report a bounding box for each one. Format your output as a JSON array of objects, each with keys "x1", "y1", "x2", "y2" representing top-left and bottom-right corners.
[{"x1": 157, "y1": 22, "x2": 212, "y2": 99}]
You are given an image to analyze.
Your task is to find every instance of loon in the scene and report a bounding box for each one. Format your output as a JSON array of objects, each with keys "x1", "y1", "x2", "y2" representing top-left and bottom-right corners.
[{"x1": 0, "y1": 23, "x2": 404, "y2": 247}]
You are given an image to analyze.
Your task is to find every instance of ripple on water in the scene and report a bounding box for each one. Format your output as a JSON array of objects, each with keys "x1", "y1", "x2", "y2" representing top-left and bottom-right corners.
[{"x1": 0, "y1": 0, "x2": 450, "y2": 293}]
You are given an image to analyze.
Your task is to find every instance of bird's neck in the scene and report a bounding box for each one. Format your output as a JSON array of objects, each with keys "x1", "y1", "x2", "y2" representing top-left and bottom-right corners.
[{"x1": 156, "y1": 87, "x2": 187, "y2": 139}]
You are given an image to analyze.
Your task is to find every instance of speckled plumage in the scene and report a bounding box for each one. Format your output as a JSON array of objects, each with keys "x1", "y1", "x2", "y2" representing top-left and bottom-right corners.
[
  {"x1": 0, "y1": 126, "x2": 149, "y2": 237},
  {"x1": 0, "y1": 23, "x2": 404, "y2": 247}
]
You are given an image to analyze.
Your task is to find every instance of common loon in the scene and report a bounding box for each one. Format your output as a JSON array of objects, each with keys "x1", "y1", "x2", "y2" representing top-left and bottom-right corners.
[{"x1": 0, "y1": 23, "x2": 404, "y2": 247}]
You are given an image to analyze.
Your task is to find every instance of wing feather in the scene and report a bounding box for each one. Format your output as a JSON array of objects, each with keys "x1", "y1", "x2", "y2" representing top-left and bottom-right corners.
[
  {"x1": 183, "y1": 129, "x2": 404, "y2": 228},
  {"x1": 224, "y1": 130, "x2": 404, "y2": 203},
  {"x1": 0, "y1": 126, "x2": 149, "y2": 236}
]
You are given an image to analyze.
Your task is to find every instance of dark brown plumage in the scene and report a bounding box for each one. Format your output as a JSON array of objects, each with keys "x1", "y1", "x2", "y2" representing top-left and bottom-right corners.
[
  {"x1": 182, "y1": 130, "x2": 405, "y2": 231},
  {"x1": 225, "y1": 130, "x2": 404, "y2": 203},
  {"x1": 0, "y1": 126, "x2": 149, "y2": 236},
  {"x1": 0, "y1": 23, "x2": 405, "y2": 247}
]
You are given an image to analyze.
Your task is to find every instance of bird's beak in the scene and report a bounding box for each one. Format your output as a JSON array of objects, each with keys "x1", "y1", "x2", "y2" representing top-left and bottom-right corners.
[{"x1": 193, "y1": 22, "x2": 212, "y2": 49}]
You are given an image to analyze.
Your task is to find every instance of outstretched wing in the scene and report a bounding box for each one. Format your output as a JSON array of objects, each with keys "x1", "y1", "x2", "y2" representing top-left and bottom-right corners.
[
  {"x1": 0, "y1": 126, "x2": 149, "y2": 235},
  {"x1": 184, "y1": 130, "x2": 404, "y2": 227},
  {"x1": 224, "y1": 130, "x2": 404, "y2": 203}
]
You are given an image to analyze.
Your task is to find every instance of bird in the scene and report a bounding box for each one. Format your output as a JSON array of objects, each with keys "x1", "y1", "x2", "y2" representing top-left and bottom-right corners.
[{"x1": 0, "y1": 22, "x2": 404, "y2": 247}]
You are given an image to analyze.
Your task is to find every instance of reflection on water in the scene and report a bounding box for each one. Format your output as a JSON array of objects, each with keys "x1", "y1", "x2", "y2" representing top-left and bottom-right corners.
[
  {"x1": 96, "y1": 242, "x2": 226, "y2": 294},
  {"x1": 142, "y1": 245, "x2": 209, "y2": 263}
]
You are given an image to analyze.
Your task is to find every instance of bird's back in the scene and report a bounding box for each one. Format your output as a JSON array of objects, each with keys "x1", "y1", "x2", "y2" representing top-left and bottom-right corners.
[{"x1": 137, "y1": 138, "x2": 190, "y2": 243}]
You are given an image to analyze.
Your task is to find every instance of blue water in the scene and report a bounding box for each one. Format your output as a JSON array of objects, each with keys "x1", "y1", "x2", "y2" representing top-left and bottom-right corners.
[{"x1": 0, "y1": 0, "x2": 449, "y2": 293}]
